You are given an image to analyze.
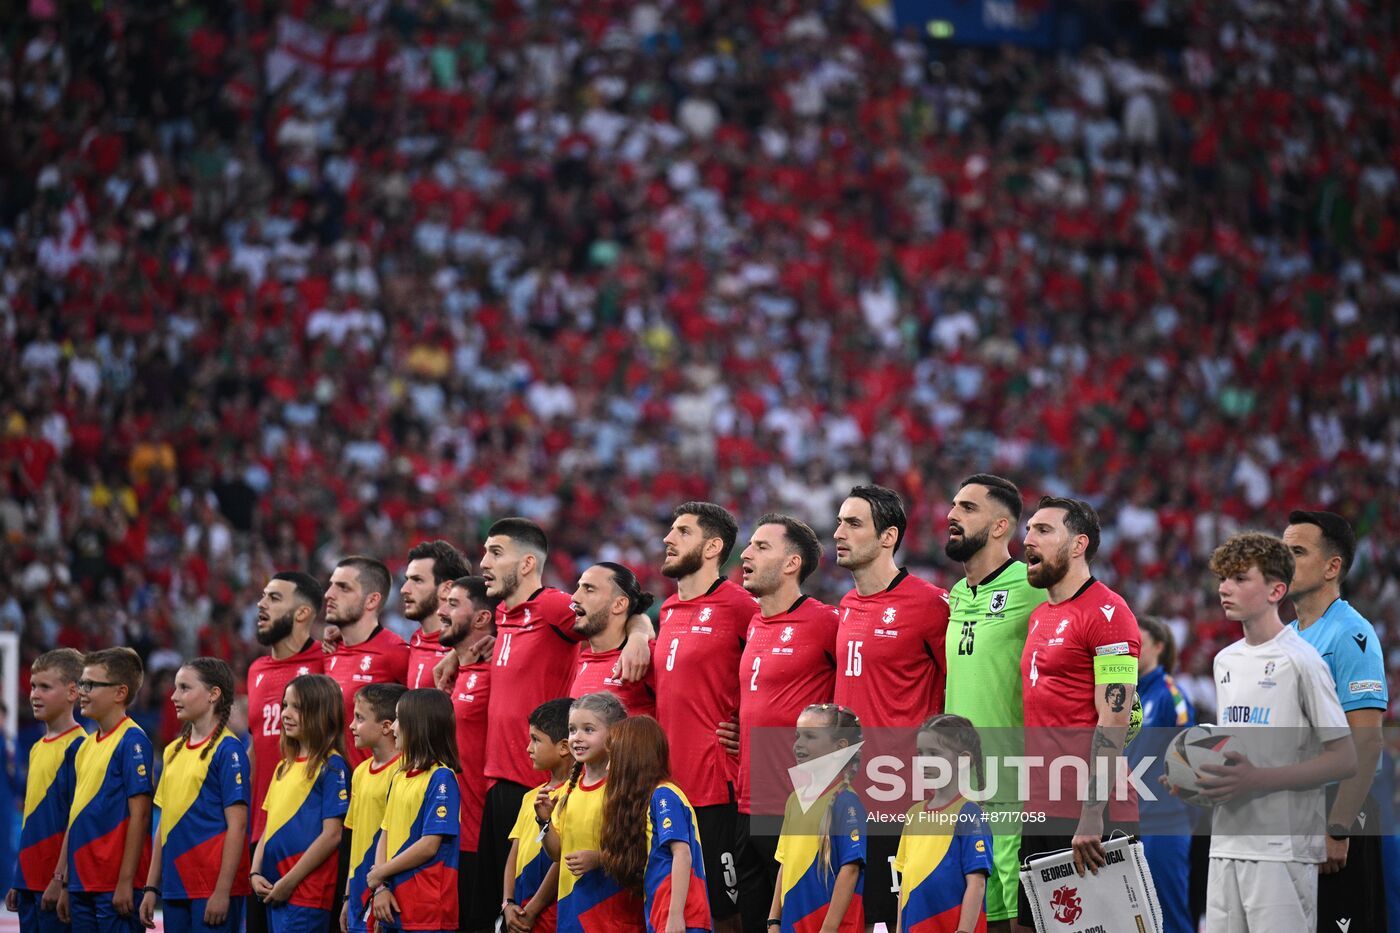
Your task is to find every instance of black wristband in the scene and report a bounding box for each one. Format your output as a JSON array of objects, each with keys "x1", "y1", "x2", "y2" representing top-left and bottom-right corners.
[
  {"x1": 142, "y1": 886, "x2": 160, "y2": 897},
  {"x1": 767, "y1": 921, "x2": 781, "y2": 928},
  {"x1": 1327, "y1": 823, "x2": 1350, "y2": 841}
]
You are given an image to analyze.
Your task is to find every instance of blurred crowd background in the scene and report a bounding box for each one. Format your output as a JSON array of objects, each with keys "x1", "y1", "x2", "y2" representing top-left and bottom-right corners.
[{"x1": 1, "y1": 0, "x2": 1397, "y2": 740}]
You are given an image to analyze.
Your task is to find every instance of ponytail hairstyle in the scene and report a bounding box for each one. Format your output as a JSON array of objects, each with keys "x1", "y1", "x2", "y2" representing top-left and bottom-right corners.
[
  {"x1": 595, "y1": 562, "x2": 655, "y2": 617},
  {"x1": 167, "y1": 658, "x2": 236, "y2": 764},
  {"x1": 277, "y1": 674, "x2": 347, "y2": 779},
  {"x1": 1138, "y1": 616, "x2": 1178, "y2": 674},
  {"x1": 395, "y1": 689, "x2": 462, "y2": 773},
  {"x1": 600, "y1": 716, "x2": 670, "y2": 891},
  {"x1": 555, "y1": 692, "x2": 628, "y2": 821},
  {"x1": 800, "y1": 703, "x2": 863, "y2": 881},
  {"x1": 918, "y1": 713, "x2": 986, "y2": 791}
]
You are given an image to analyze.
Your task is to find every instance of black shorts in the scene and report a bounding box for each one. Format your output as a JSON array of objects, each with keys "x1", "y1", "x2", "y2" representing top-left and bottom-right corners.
[
  {"x1": 862, "y1": 831, "x2": 900, "y2": 927},
  {"x1": 735, "y1": 817, "x2": 780, "y2": 933},
  {"x1": 696, "y1": 799, "x2": 747, "y2": 920},
  {"x1": 1017, "y1": 816, "x2": 1139, "y2": 927},
  {"x1": 457, "y1": 848, "x2": 494, "y2": 933},
  {"x1": 246, "y1": 841, "x2": 267, "y2": 933},
  {"x1": 691, "y1": 790, "x2": 778, "y2": 918},
  {"x1": 1318, "y1": 792, "x2": 1389, "y2": 932},
  {"x1": 474, "y1": 780, "x2": 529, "y2": 927}
]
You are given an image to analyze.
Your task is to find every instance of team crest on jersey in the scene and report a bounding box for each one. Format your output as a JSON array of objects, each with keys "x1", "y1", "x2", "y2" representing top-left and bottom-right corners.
[
  {"x1": 297, "y1": 666, "x2": 309, "y2": 676},
  {"x1": 780, "y1": 626, "x2": 794, "y2": 643},
  {"x1": 466, "y1": 673, "x2": 479, "y2": 691},
  {"x1": 1055, "y1": 619, "x2": 1070, "y2": 635},
  {"x1": 359, "y1": 656, "x2": 373, "y2": 672},
  {"x1": 989, "y1": 590, "x2": 1008, "y2": 614},
  {"x1": 699, "y1": 607, "x2": 713, "y2": 623},
  {"x1": 1263, "y1": 661, "x2": 1275, "y2": 676},
  {"x1": 882, "y1": 607, "x2": 896, "y2": 624},
  {"x1": 662, "y1": 817, "x2": 673, "y2": 829},
  {"x1": 236, "y1": 772, "x2": 243, "y2": 784},
  {"x1": 523, "y1": 609, "x2": 532, "y2": 628}
]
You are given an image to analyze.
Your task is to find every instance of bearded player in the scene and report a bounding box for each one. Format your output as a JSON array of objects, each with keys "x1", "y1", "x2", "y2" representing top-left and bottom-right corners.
[
  {"x1": 654, "y1": 501, "x2": 760, "y2": 933},
  {"x1": 944, "y1": 475, "x2": 1045, "y2": 933},
  {"x1": 401, "y1": 539, "x2": 472, "y2": 689},
  {"x1": 1018, "y1": 497, "x2": 1140, "y2": 928}
]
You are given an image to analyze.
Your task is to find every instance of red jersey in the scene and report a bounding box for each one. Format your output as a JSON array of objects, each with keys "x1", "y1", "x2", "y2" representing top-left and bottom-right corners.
[
  {"x1": 1021, "y1": 577, "x2": 1140, "y2": 820},
  {"x1": 246, "y1": 641, "x2": 324, "y2": 839},
  {"x1": 452, "y1": 660, "x2": 491, "y2": 852},
  {"x1": 485, "y1": 588, "x2": 583, "y2": 787},
  {"x1": 653, "y1": 579, "x2": 757, "y2": 807},
  {"x1": 738, "y1": 596, "x2": 839, "y2": 813},
  {"x1": 407, "y1": 627, "x2": 452, "y2": 690},
  {"x1": 570, "y1": 637, "x2": 657, "y2": 718},
  {"x1": 834, "y1": 570, "x2": 950, "y2": 728},
  {"x1": 325, "y1": 626, "x2": 411, "y2": 766}
]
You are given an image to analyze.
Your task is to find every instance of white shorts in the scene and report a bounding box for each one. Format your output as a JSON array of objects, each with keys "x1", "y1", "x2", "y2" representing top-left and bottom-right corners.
[{"x1": 1205, "y1": 857, "x2": 1317, "y2": 932}]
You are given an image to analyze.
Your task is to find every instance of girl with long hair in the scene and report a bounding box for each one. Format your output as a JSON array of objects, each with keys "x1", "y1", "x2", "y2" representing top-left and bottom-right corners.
[
  {"x1": 249, "y1": 674, "x2": 349, "y2": 933},
  {"x1": 367, "y1": 689, "x2": 462, "y2": 933},
  {"x1": 894, "y1": 714, "x2": 993, "y2": 933},
  {"x1": 139, "y1": 658, "x2": 250, "y2": 933},
  {"x1": 769, "y1": 704, "x2": 866, "y2": 933},
  {"x1": 600, "y1": 716, "x2": 711, "y2": 933},
  {"x1": 535, "y1": 692, "x2": 643, "y2": 932}
]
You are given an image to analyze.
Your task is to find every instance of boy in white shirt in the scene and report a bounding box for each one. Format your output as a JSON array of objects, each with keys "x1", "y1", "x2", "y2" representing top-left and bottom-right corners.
[{"x1": 1195, "y1": 532, "x2": 1356, "y2": 931}]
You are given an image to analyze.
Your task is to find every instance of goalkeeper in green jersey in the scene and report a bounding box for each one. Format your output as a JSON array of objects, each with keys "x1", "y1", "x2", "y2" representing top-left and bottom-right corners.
[{"x1": 943, "y1": 474, "x2": 1046, "y2": 933}]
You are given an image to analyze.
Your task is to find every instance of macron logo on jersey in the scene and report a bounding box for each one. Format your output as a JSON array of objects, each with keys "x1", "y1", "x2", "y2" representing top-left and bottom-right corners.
[
  {"x1": 1353, "y1": 634, "x2": 1368, "y2": 653},
  {"x1": 256, "y1": 673, "x2": 265, "y2": 687},
  {"x1": 1100, "y1": 605, "x2": 1116, "y2": 622}
]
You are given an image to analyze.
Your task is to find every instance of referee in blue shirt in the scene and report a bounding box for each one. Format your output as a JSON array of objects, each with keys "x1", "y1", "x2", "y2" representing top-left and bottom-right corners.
[{"x1": 1284, "y1": 510, "x2": 1388, "y2": 932}]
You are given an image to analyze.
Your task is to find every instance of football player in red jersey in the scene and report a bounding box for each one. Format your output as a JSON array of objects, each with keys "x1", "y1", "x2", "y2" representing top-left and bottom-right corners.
[
  {"x1": 401, "y1": 539, "x2": 472, "y2": 689},
  {"x1": 1018, "y1": 496, "x2": 1140, "y2": 928},
  {"x1": 832, "y1": 484, "x2": 950, "y2": 926},
  {"x1": 449, "y1": 518, "x2": 653, "y2": 933},
  {"x1": 735, "y1": 513, "x2": 838, "y2": 912},
  {"x1": 569, "y1": 562, "x2": 657, "y2": 716},
  {"x1": 323, "y1": 555, "x2": 410, "y2": 766},
  {"x1": 439, "y1": 575, "x2": 498, "y2": 933},
  {"x1": 245, "y1": 571, "x2": 324, "y2": 933},
  {"x1": 654, "y1": 501, "x2": 760, "y2": 933}
]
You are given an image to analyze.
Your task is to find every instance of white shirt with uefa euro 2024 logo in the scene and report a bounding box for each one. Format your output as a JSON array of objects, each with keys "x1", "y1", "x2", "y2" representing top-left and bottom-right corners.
[{"x1": 1209, "y1": 625, "x2": 1350, "y2": 863}]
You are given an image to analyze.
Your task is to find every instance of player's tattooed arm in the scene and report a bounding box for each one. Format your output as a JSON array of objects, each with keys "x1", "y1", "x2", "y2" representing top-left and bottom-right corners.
[{"x1": 1105, "y1": 683, "x2": 1127, "y2": 713}]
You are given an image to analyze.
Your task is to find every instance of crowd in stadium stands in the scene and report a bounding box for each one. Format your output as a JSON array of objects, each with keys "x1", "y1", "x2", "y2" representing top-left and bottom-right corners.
[{"x1": 1, "y1": 0, "x2": 1397, "y2": 739}]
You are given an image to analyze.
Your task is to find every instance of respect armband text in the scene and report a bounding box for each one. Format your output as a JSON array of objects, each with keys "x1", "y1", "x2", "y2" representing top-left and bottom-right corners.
[{"x1": 1092, "y1": 654, "x2": 1138, "y2": 684}]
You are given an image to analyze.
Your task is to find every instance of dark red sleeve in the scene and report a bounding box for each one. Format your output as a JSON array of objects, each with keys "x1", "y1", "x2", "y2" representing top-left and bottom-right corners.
[
  {"x1": 922, "y1": 586, "x2": 951, "y2": 713},
  {"x1": 543, "y1": 588, "x2": 587, "y2": 643}
]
